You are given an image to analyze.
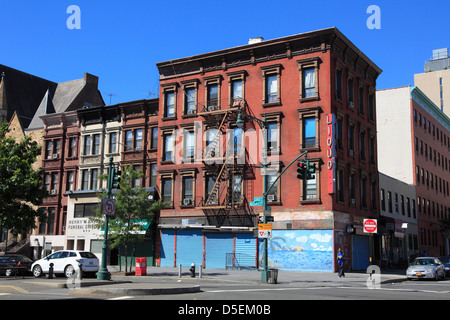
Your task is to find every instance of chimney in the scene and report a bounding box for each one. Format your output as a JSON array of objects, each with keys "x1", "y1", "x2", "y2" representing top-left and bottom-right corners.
[{"x1": 248, "y1": 37, "x2": 264, "y2": 45}]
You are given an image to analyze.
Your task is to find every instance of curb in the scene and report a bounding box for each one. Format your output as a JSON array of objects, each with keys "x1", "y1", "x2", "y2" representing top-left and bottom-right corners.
[{"x1": 69, "y1": 284, "x2": 201, "y2": 296}]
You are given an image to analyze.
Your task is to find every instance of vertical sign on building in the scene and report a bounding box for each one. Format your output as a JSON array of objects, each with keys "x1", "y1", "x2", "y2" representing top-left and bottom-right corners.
[{"x1": 327, "y1": 114, "x2": 336, "y2": 194}]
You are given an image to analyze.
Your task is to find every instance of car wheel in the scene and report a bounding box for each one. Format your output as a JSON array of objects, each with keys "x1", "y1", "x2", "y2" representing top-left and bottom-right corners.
[
  {"x1": 33, "y1": 265, "x2": 42, "y2": 278},
  {"x1": 64, "y1": 265, "x2": 75, "y2": 278}
]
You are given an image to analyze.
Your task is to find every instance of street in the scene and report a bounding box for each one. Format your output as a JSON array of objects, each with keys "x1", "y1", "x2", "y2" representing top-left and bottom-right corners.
[{"x1": 2, "y1": 273, "x2": 450, "y2": 301}]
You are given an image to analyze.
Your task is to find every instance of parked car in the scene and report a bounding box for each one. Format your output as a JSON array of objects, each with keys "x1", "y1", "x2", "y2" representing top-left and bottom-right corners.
[
  {"x1": 406, "y1": 257, "x2": 445, "y2": 280},
  {"x1": 0, "y1": 254, "x2": 34, "y2": 276},
  {"x1": 439, "y1": 256, "x2": 450, "y2": 277},
  {"x1": 31, "y1": 250, "x2": 99, "y2": 278}
]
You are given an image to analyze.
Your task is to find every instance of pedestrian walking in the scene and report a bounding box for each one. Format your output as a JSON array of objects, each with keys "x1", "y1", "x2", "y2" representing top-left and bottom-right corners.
[{"x1": 337, "y1": 248, "x2": 345, "y2": 278}]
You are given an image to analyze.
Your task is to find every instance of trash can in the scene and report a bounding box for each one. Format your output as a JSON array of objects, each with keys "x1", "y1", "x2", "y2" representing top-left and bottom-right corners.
[
  {"x1": 135, "y1": 257, "x2": 147, "y2": 276},
  {"x1": 267, "y1": 269, "x2": 278, "y2": 284}
]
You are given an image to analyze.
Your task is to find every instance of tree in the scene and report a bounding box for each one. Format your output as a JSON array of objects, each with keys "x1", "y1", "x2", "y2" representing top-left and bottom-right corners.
[
  {"x1": 91, "y1": 165, "x2": 166, "y2": 273},
  {"x1": 0, "y1": 122, "x2": 48, "y2": 240}
]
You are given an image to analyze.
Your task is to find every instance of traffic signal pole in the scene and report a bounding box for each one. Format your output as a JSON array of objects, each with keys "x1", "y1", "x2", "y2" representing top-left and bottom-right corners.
[{"x1": 260, "y1": 150, "x2": 309, "y2": 282}]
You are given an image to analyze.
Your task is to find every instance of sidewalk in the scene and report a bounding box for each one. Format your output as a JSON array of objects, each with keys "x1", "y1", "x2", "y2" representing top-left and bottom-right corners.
[{"x1": 24, "y1": 266, "x2": 407, "y2": 297}]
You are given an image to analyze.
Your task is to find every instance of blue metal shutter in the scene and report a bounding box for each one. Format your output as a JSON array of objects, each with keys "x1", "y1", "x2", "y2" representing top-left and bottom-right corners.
[
  {"x1": 235, "y1": 234, "x2": 257, "y2": 268},
  {"x1": 205, "y1": 233, "x2": 233, "y2": 269},
  {"x1": 352, "y1": 234, "x2": 370, "y2": 271},
  {"x1": 160, "y1": 230, "x2": 175, "y2": 267},
  {"x1": 176, "y1": 230, "x2": 204, "y2": 268}
]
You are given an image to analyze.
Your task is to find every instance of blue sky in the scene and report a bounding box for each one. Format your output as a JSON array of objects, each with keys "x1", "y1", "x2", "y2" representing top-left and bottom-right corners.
[{"x1": 1, "y1": 0, "x2": 448, "y2": 105}]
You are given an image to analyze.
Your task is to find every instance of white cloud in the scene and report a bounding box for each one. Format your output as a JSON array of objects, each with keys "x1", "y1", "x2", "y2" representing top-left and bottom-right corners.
[{"x1": 310, "y1": 233, "x2": 332, "y2": 243}]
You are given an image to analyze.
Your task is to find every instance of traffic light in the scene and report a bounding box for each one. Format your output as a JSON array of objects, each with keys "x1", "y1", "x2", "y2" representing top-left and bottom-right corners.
[
  {"x1": 306, "y1": 160, "x2": 316, "y2": 180},
  {"x1": 297, "y1": 160, "x2": 306, "y2": 180},
  {"x1": 112, "y1": 168, "x2": 121, "y2": 189}
]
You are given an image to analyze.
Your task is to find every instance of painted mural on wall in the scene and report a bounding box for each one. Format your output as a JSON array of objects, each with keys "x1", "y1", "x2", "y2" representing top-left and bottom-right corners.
[{"x1": 260, "y1": 230, "x2": 334, "y2": 272}]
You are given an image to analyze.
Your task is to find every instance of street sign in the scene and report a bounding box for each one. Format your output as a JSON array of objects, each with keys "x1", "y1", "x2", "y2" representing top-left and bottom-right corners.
[
  {"x1": 102, "y1": 198, "x2": 116, "y2": 218},
  {"x1": 363, "y1": 219, "x2": 377, "y2": 233},
  {"x1": 249, "y1": 201, "x2": 263, "y2": 207},
  {"x1": 258, "y1": 223, "x2": 272, "y2": 238},
  {"x1": 253, "y1": 197, "x2": 264, "y2": 202}
]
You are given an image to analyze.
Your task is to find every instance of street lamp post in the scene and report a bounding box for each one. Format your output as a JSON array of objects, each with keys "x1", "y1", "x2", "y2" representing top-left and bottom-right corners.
[{"x1": 97, "y1": 156, "x2": 114, "y2": 281}]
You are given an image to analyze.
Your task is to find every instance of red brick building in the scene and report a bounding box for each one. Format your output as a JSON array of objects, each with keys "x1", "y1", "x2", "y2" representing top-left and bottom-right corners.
[{"x1": 155, "y1": 28, "x2": 382, "y2": 271}]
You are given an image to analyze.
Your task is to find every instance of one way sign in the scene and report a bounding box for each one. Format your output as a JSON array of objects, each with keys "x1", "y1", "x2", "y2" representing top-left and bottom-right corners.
[{"x1": 258, "y1": 224, "x2": 272, "y2": 238}]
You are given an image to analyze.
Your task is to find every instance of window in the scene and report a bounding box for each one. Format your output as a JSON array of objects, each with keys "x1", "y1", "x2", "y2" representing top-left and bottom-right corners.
[
  {"x1": 163, "y1": 133, "x2": 174, "y2": 162},
  {"x1": 109, "y1": 132, "x2": 117, "y2": 153},
  {"x1": 360, "y1": 176, "x2": 367, "y2": 208},
  {"x1": 161, "y1": 177, "x2": 173, "y2": 204},
  {"x1": 135, "y1": 129, "x2": 143, "y2": 150},
  {"x1": 45, "y1": 140, "x2": 53, "y2": 159},
  {"x1": 132, "y1": 165, "x2": 142, "y2": 187},
  {"x1": 380, "y1": 188, "x2": 385, "y2": 211},
  {"x1": 267, "y1": 122, "x2": 278, "y2": 153},
  {"x1": 84, "y1": 135, "x2": 91, "y2": 155},
  {"x1": 54, "y1": 139, "x2": 61, "y2": 158},
  {"x1": 231, "y1": 79, "x2": 243, "y2": 101},
  {"x1": 232, "y1": 174, "x2": 242, "y2": 203},
  {"x1": 303, "y1": 68, "x2": 316, "y2": 98},
  {"x1": 205, "y1": 128, "x2": 219, "y2": 158},
  {"x1": 151, "y1": 127, "x2": 158, "y2": 149},
  {"x1": 304, "y1": 117, "x2": 316, "y2": 148},
  {"x1": 183, "y1": 130, "x2": 195, "y2": 160},
  {"x1": 207, "y1": 83, "x2": 219, "y2": 110},
  {"x1": 335, "y1": 68, "x2": 342, "y2": 101},
  {"x1": 266, "y1": 75, "x2": 278, "y2": 103},
  {"x1": 165, "y1": 91, "x2": 175, "y2": 117},
  {"x1": 337, "y1": 168, "x2": 345, "y2": 203},
  {"x1": 74, "y1": 203, "x2": 98, "y2": 218},
  {"x1": 90, "y1": 169, "x2": 98, "y2": 190},
  {"x1": 388, "y1": 191, "x2": 392, "y2": 213},
  {"x1": 47, "y1": 208, "x2": 55, "y2": 235},
  {"x1": 359, "y1": 130, "x2": 366, "y2": 161},
  {"x1": 66, "y1": 171, "x2": 74, "y2": 192},
  {"x1": 185, "y1": 87, "x2": 196, "y2": 114},
  {"x1": 81, "y1": 170, "x2": 89, "y2": 190},
  {"x1": 227, "y1": 70, "x2": 247, "y2": 107},
  {"x1": 205, "y1": 175, "x2": 218, "y2": 204},
  {"x1": 348, "y1": 123, "x2": 355, "y2": 157},
  {"x1": 297, "y1": 57, "x2": 320, "y2": 101},
  {"x1": 182, "y1": 176, "x2": 194, "y2": 205},
  {"x1": 336, "y1": 117, "x2": 343, "y2": 150},
  {"x1": 347, "y1": 77, "x2": 354, "y2": 107},
  {"x1": 233, "y1": 127, "x2": 243, "y2": 156},
  {"x1": 368, "y1": 94, "x2": 374, "y2": 121},
  {"x1": 298, "y1": 108, "x2": 320, "y2": 150},
  {"x1": 150, "y1": 163, "x2": 157, "y2": 188},
  {"x1": 349, "y1": 171, "x2": 356, "y2": 205},
  {"x1": 261, "y1": 64, "x2": 281, "y2": 106},
  {"x1": 358, "y1": 86, "x2": 365, "y2": 116},
  {"x1": 68, "y1": 137, "x2": 77, "y2": 157},
  {"x1": 93, "y1": 134, "x2": 100, "y2": 155},
  {"x1": 51, "y1": 172, "x2": 58, "y2": 194},
  {"x1": 125, "y1": 130, "x2": 133, "y2": 151},
  {"x1": 267, "y1": 173, "x2": 279, "y2": 202}
]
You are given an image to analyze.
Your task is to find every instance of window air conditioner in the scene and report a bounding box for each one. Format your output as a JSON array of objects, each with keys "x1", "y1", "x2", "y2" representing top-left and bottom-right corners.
[
  {"x1": 267, "y1": 194, "x2": 275, "y2": 202},
  {"x1": 183, "y1": 199, "x2": 192, "y2": 205}
]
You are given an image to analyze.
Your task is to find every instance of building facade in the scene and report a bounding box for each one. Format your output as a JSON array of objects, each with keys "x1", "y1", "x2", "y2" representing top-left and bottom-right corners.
[
  {"x1": 155, "y1": 28, "x2": 382, "y2": 272},
  {"x1": 376, "y1": 86, "x2": 450, "y2": 258},
  {"x1": 415, "y1": 48, "x2": 450, "y2": 118}
]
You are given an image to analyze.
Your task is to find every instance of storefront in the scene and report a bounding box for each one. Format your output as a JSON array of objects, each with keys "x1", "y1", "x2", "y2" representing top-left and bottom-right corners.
[{"x1": 158, "y1": 227, "x2": 257, "y2": 269}]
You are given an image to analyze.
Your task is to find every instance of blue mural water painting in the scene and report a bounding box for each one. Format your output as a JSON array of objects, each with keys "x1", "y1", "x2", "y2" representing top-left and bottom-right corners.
[{"x1": 259, "y1": 230, "x2": 334, "y2": 272}]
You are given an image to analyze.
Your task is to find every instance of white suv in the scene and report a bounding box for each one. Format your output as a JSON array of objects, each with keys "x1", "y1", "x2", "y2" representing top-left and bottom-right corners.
[{"x1": 32, "y1": 250, "x2": 99, "y2": 278}]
